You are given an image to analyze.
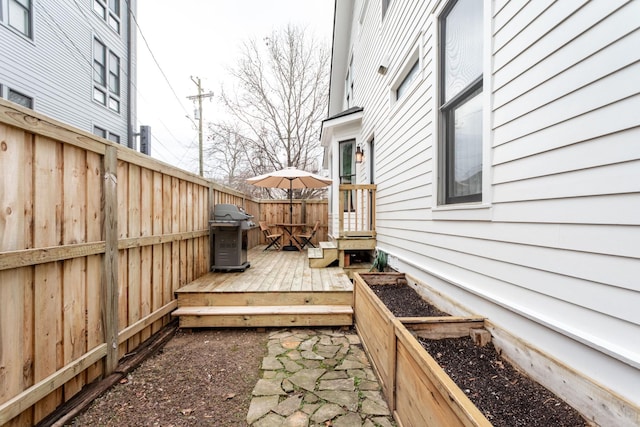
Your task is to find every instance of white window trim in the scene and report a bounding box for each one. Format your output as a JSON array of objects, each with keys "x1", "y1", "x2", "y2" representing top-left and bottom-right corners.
[
  {"x1": 388, "y1": 32, "x2": 423, "y2": 112},
  {"x1": 430, "y1": 0, "x2": 493, "y2": 220}
]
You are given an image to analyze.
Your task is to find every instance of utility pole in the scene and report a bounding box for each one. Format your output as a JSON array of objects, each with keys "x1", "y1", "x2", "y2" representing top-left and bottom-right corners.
[{"x1": 187, "y1": 76, "x2": 213, "y2": 176}]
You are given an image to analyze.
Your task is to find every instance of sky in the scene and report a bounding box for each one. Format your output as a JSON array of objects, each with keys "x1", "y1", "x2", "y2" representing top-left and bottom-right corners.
[{"x1": 135, "y1": 0, "x2": 335, "y2": 174}]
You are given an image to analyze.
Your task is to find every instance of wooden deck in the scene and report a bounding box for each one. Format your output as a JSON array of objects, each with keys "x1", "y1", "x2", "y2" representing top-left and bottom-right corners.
[{"x1": 172, "y1": 246, "x2": 354, "y2": 328}]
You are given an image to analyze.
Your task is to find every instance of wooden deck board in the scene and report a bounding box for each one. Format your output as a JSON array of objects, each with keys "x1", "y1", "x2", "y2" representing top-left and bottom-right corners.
[{"x1": 175, "y1": 246, "x2": 353, "y2": 294}]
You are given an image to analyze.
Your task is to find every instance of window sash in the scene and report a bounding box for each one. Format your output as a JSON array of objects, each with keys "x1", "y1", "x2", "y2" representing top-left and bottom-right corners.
[
  {"x1": 109, "y1": 0, "x2": 119, "y2": 16},
  {"x1": 443, "y1": 86, "x2": 482, "y2": 203},
  {"x1": 442, "y1": 0, "x2": 483, "y2": 103},
  {"x1": 8, "y1": 88, "x2": 33, "y2": 108},
  {"x1": 8, "y1": 0, "x2": 31, "y2": 37},
  {"x1": 93, "y1": 39, "x2": 106, "y2": 85},
  {"x1": 93, "y1": 126, "x2": 107, "y2": 138},
  {"x1": 108, "y1": 52, "x2": 120, "y2": 95}
]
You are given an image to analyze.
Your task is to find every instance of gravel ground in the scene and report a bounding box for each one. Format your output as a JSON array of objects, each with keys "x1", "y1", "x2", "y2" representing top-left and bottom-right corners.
[{"x1": 370, "y1": 283, "x2": 588, "y2": 427}]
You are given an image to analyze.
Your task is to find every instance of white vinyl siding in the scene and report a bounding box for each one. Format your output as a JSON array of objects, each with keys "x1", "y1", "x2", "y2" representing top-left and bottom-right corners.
[{"x1": 329, "y1": 0, "x2": 640, "y2": 419}]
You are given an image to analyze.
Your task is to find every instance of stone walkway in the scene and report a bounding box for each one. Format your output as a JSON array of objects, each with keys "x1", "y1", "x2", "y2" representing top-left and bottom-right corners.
[{"x1": 246, "y1": 328, "x2": 396, "y2": 427}]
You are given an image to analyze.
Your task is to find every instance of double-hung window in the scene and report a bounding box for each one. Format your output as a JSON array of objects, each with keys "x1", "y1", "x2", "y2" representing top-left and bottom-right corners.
[
  {"x1": 6, "y1": 0, "x2": 32, "y2": 38},
  {"x1": 439, "y1": 0, "x2": 483, "y2": 204},
  {"x1": 93, "y1": 0, "x2": 120, "y2": 33},
  {"x1": 93, "y1": 37, "x2": 120, "y2": 113}
]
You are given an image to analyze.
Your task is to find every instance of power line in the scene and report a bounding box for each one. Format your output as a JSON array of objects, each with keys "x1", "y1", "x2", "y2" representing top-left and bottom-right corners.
[
  {"x1": 36, "y1": 0, "x2": 198, "y2": 164},
  {"x1": 124, "y1": 0, "x2": 191, "y2": 118},
  {"x1": 38, "y1": 0, "x2": 195, "y2": 161}
]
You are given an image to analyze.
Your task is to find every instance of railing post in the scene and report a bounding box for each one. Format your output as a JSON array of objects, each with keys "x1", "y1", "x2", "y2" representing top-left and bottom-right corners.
[
  {"x1": 338, "y1": 186, "x2": 345, "y2": 237},
  {"x1": 102, "y1": 146, "x2": 118, "y2": 374}
]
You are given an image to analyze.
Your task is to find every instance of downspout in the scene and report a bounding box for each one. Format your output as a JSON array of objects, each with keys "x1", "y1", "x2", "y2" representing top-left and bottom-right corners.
[{"x1": 126, "y1": 0, "x2": 135, "y2": 149}]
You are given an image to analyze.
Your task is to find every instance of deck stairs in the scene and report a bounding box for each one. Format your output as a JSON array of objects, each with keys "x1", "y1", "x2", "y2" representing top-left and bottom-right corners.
[
  {"x1": 308, "y1": 236, "x2": 377, "y2": 279},
  {"x1": 308, "y1": 241, "x2": 339, "y2": 268},
  {"x1": 171, "y1": 248, "x2": 354, "y2": 328}
]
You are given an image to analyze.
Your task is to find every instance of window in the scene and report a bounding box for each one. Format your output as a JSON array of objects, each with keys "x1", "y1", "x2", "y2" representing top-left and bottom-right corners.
[
  {"x1": 396, "y1": 59, "x2": 419, "y2": 101},
  {"x1": 93, "y1": 0, "x2": 120, "y2": 33},
  {"x1": 94, "y1": 126, "x2": 120, "y2": 144},
  {"x1": 439, "y1": 0, "x2": 483, "y2": 204},
  {"x1": 93, "y1": 37, "x2": 120, "y2": 113},
  {"x1": 6, "y1": 0, "x2": 32, "y2": 37},
  {"x1": 345, "y1": 55, "x2": 354, "y2": 108},
  {"x1": 93, "y1": 126, "x2": 107, "y2": 138},
  {"x1": 382, "y1": 0, "x2": 392, "y2": 19},
  {"x1": 8, "y1": 88, "x2": 33, "y2": 108},
  {"x1": 108, "y1": 132, "x2": 120, "y2": 144}
]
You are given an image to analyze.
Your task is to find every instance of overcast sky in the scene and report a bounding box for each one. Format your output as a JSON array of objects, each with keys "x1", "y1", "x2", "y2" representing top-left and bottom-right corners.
[{"x1": 135, "y1": 0, "x2": 335, "y2": 174}]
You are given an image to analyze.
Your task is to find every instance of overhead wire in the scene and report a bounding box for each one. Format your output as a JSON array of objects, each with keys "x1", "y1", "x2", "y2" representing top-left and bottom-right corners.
[
  {"x1": 36, "y1": 0, "x2": 197, "y2": 168},
  {"x1": 123, "y1": 0, "x2": 192, "y2": 118}
]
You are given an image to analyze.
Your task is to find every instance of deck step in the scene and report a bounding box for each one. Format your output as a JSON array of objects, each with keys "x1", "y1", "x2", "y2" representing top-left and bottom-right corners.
[
  {"x1": 309, "y1": 241, "x2": 339, "y2": 268},
  {"x1": 176, "y1": 290, "x2": 353, "y2": 307},
  {"x1": 308, "y1": 248, "x2": 323, "y2": 259},
  {"x1": 172, "y1": 305, "x2": 353, "y2": 328},
  {"x1": 320, "y1": 241, "x2": 337, "y2": 249}
]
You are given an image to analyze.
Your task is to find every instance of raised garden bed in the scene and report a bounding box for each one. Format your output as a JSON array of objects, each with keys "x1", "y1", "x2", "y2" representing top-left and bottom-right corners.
[{"x1": 354, "y1": 272, "x2": 587, "y2": 427}]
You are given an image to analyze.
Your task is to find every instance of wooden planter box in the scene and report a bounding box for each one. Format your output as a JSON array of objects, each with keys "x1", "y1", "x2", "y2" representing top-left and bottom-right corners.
[{"x1": 354, "y1": 272, "x2": 491, "y2": 427}]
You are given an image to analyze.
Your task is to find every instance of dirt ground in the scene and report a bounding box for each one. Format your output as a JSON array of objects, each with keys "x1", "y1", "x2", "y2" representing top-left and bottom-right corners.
[
  {"x1": 370, "y1": 284, "x2": 588, "y2": 426},
  {"x1": 71, "y1": 328, "x2": 267, "y2": 426},
  {"x1": 70, "y1": 284, "x2": 587, "y2": 426}
]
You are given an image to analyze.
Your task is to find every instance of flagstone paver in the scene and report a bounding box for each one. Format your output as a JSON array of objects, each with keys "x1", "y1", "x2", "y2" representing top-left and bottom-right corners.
[{"x1": 247, "y1": 328, "x2": 396, "y2": 426}]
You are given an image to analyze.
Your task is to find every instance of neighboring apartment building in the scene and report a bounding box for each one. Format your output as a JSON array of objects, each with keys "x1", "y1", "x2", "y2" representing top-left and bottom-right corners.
[
  {"x1": 0, "y1": 0, "x2": 137, "y2": 147},
  {"x1": 322, "y1": 0, "x2": 639, "y2": 425}
]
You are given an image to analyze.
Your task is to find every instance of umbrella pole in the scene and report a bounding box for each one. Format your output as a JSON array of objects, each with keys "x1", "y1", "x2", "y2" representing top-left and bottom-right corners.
[
  {"x1": 283, "y1": 179, "x2": 298, "y2": 251},
  {"x1": 289, "y1": 180, "x2": 293, "y2": 224}
]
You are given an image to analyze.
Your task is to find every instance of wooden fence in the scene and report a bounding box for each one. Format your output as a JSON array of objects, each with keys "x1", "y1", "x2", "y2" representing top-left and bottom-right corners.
[
  {"x1": 258, "y1": 199, "x2": 328, "y2": 243},
  {"x1": 0, "y1": 100, "x2": 254, "y2": 426}
]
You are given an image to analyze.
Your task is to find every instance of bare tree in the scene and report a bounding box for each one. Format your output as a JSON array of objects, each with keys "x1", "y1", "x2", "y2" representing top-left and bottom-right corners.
[{"x1": 208, "y1": 24, "x2": 330, "y2": 199}]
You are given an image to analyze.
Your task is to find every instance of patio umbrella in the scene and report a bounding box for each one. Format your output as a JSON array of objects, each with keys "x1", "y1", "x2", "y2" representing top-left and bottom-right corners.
[{"x1": 247, "y1": 166, "x2": 332, "y2": 226}]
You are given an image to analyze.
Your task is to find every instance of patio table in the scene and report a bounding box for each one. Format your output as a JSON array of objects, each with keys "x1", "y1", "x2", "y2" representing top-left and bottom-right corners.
[{"x1": 276, "y1": 223, "x2": 307, "y2": 251}]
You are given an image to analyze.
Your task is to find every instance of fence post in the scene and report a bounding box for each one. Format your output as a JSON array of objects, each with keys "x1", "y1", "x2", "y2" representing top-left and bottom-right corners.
[{"x1": 102, "y1": 146, "x2": 119, "y2": 374}]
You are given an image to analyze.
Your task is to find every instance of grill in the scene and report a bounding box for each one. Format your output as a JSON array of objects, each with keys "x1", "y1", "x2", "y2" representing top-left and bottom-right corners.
[{"x1": 209, "y1": 204, "x2": 256, "y2": 272}]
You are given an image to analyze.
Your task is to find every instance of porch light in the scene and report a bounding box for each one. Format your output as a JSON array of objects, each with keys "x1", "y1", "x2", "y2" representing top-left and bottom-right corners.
[{"x1": 356, "y1": 145, "x2": 364, "y2": 163}]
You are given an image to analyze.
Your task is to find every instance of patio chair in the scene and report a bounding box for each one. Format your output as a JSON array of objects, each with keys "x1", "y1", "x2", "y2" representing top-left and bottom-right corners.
[
  {"x1": 259, "y1": 221, "x2": 282, "y2": 251},
  {"x1": 295, "y1": 220, "x2": 320, "y2": 249}
]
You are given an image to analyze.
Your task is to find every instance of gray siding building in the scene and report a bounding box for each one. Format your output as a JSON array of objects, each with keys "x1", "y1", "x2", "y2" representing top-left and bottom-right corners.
[{"x1": 0, "y1": 0, "x2": 137, "y2": 147}]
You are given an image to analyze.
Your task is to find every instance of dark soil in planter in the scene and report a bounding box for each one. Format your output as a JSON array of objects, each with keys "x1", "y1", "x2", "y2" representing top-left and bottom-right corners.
[
  {"x1": 371, "y1": 282, "x2": 588, "y2": 426},
  {"x1": 370, "y1": 284, "x2": 449, "y2": 317},
  {"x1": 419, "y1": 337, "x2": 587, "y2": 427}
]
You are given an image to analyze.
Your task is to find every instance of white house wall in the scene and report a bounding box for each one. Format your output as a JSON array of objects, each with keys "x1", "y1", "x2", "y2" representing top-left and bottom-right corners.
[{"x1": 330, "y1": 0, "x2": 640, "y2": 423}]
